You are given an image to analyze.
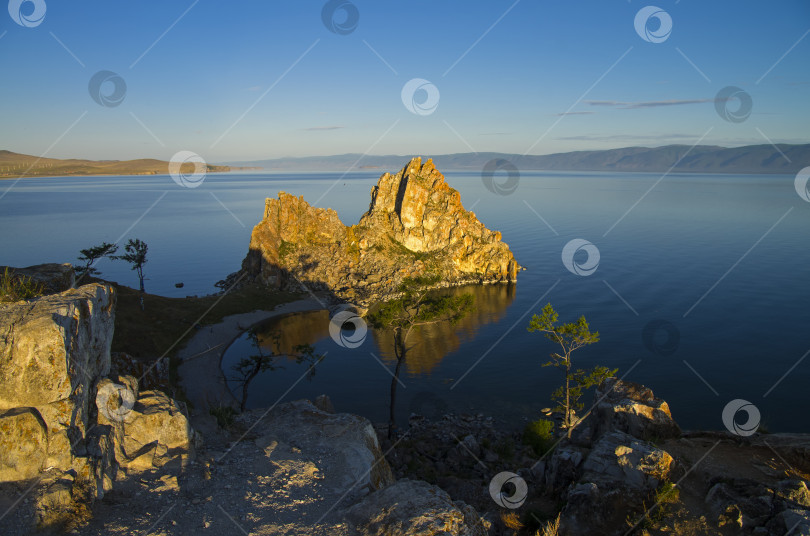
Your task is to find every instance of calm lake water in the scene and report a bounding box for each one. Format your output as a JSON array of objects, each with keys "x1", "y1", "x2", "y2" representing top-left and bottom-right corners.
[{"x1": 2, "y1": 170, "x2": 808, "y2": 432}]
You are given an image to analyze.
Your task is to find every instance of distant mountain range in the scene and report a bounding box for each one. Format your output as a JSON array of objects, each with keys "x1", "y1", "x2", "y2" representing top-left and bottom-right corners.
[
  {"x1": 230, "y1": 144, "x2": 810, "y2": 175},
  {"x1": 2, "y1": 144, "x2": 807, "y2": 178},
  {"x1": 0, "y1": 150, "x2": 235, "y2": 178}
]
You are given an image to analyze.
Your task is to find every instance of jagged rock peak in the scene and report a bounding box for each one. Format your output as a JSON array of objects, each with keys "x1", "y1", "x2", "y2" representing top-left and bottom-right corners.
[{"x1": 240, "y1": 158, "x2": 520, "y2": 307}]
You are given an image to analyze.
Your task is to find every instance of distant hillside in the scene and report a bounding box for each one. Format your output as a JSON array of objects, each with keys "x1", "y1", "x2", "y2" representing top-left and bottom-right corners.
[
  {"x1": 0, "y1": 151, "x2": 235, "y2": 178},
  {"x1": 3, "y1": 143, "x2": 807, "y2": 178},
  {"x1": 230, "y1": 144, "x2": 810, "y2": 174}
]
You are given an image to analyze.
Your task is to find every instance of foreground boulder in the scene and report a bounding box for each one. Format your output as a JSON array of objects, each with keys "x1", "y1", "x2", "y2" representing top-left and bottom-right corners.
[
  {"x1": 345, "y1": 479, "x2": 490, "y2": 536},
  {"x1": 591, "y1": 377, "x2": 681, "y2": 441},
  {"x1": 0, "y1": 282, "x2": 115, "y2": 483},
  {"x1": 240, "y1": 157, "x2": 520, "y2": 306},
  {"x1": 255, "y1": 399, "x2": 394, "y2": 498},
  {"x1": 0, "y1": 275, "x2": 195, "y2": 532},
  {"x1": 96, "y1": 381, "x2": 195, "y2": 472}
]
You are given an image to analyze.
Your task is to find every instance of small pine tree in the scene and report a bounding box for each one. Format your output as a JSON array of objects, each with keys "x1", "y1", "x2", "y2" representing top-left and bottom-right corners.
[{"x1": 528, "y1": 303, "x2": 616, "y2": 438}]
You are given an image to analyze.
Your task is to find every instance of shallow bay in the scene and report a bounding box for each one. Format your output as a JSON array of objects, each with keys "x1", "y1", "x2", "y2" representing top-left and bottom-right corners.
[{"x1": 2, "y1": 170, "x2": 807, "y2": 432}]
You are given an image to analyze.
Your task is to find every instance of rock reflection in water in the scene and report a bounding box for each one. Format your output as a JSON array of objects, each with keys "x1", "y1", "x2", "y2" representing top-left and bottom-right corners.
[
  {"x1": 372, "y1": 283, "x2": 516, "y2": 375},
  {"x1": 253, "y1": 310, "x2": 330, "y2": 358},
  {"x1": 242, "y1": 283, "x2": 515, "y2": 374}
]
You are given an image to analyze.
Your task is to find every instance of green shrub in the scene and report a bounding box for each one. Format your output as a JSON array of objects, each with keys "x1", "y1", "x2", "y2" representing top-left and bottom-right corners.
[
  {"x1": 523, "y1": 418, "x2": 556, "y2": 457},
  {"x1": 277, "y1": 240, "x2": 295, "y2": 260},
  {"x1": 209, "y1": 405, "x2": 236, "y2": 429},
  {"x1": 0, "y1": 268, "x2": 45, "y2": 303},
  {"x1": 637, "y1": 481, "x2": 680, "y2": 529}
]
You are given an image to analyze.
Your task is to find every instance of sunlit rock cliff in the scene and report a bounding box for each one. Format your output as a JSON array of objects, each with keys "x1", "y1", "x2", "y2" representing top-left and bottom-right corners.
[{"x1": 240, "y1": 157, "x2": 520, "y2": 307}]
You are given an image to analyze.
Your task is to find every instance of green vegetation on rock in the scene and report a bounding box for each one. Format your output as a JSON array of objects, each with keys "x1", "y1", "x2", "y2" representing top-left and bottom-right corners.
[
  {"x1": 0, "y1": 267, "x2": 45, "y2": 302},
  {"x1": 523, "y1": 418, "x2": 556, "y2": 457}
]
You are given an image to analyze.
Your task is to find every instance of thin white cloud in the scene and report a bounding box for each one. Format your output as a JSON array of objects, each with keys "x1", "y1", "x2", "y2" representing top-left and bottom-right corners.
[
  {"x1": 305, "y1": 126, "x2": 344, "y2": 131},
  {"x1": 554, "y1": 111, "x2": 596, "y2": 116},
  {"x1": 587, "y1": 99, "x2": 712, "y2": 109},
  {"x1": 556, "y1": 133, "x2": 810, "y2": 145},
  {"x1": 556, "y1": 133, "x2": 700, "y2": 141}
]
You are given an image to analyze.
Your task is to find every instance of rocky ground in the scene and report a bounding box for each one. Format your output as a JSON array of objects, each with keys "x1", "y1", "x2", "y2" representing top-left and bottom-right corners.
[
  {"x1": 2, "y1": 265, "x2": 809, "y2": 536},
  {"x1": 378, "y1": 380, "x2": 810, "y2": 536}
]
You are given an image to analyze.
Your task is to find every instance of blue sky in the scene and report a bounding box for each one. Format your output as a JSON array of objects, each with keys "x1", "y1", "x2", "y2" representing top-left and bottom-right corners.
[{"x1": 1, "y1": 0, "x2": 808, "y2": 162}]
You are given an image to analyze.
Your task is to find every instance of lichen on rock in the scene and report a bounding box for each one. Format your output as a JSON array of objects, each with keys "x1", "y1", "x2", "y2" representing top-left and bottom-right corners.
[{"x1": 240, "y1": 157, "x2": 520, "y2": 306}]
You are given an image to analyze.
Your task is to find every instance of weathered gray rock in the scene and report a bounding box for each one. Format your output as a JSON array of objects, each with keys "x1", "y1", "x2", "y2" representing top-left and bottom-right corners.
[
  {"x1": 255, "y1": 399, "x2": 394, "y2": 496},
  {"x1": 592, "y1": 378, "x2": 681, "y2": 441},
  {"x1": 0, "y1": 407, "x2": 48, "y2": 481},
  {"x1": 777, "y1": 480, "x2": 810, "y2": 509},
  {"x1": 97, "y1": 387, "x2": 194, "y2": 472},
  {"x1": 314, "y1": 393, "x2": 336, "y2": 413},
  {"x1": 560, "y1": 431, "x2": 674, "y2": 536},
  {"x1": 344, "y1": 478, "x2": 490, "y2": 536},
  {"x1": 0, "y1": 277, "x2": 197, "y2": 535},
  {"x1": 0, "y1": 283, "x2": 115, "y2": 483},
  {"x1": 580, "y1": 431, "x2": 674, "y2": 491},
  {"x1": 767, "y1": 508, "x2": 810, "y2": 536},
  {"x1": 0, "y1": 282, "x2": 114, "y2": 409},
  {"x1": 545, "y1": 445, "x2": 586, "y2": 490},
  {"x1": 705, "y1": 478, "x2": 810, "y2": 531}
]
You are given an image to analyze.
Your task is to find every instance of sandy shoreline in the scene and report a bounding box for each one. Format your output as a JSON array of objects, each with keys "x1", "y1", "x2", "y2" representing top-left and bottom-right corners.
[{"x1": 176, "y1": 298, "x2": 326, "y2": 437}]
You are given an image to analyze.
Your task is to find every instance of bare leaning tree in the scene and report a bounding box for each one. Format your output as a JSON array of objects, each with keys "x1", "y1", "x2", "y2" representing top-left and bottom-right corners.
[
  {"x1": 113, "y1": 238, "x2": 148, "y2": 310},
  {"x1": 74, "y1": 242, "x2": 118, "y2": 284},
  {"x1": 367, "y1": 275, "x2": 474, "y2": 439},
  {"x1": 230, "y1": 329, "x2": 324, "y2": 412}
]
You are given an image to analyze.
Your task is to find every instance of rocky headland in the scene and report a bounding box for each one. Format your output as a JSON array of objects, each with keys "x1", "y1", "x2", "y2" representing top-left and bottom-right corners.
[{"x1": 238, "y1": 157, "x2": 520, "y2": 308}]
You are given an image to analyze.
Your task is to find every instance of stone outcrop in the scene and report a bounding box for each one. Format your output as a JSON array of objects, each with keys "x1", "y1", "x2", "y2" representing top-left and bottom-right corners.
[
  {"x1": 591, "y1": 377, "x2": 681, "y2": 441},
  {"x1": 0, "y1": 271, "x2": 195, "y2": 531},
  {"x1": 345, "y1": 478, "x2": 490, "y2": 536},
  {"x1": 0, "y1": 282, "x2": 116, "y2": 482},
  {"x1": 240, "y1": 157, "x2": 520, "y2": 307},
  {"x1": 97, "y1": 381, "x2": 194, "y2": 472},
  {"x1": 559, "y1": 431, "x2": 675, "y2": 535},
  {"x1": 255, "y1": 399, "x2": 394, "y2": 498}
]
